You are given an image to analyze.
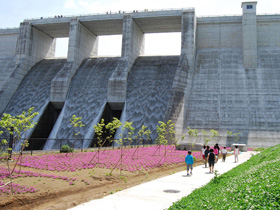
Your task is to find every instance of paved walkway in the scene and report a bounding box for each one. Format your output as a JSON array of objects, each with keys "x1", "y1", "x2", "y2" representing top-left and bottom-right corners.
[{"x1": 69, "y1": 151, "x2": 256, "y2": 210}]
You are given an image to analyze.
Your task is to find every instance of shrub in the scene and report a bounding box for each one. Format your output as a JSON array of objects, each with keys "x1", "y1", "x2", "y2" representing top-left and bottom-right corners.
[{"x1": 60, "y1": 145, "x2": 73, "y2": 153}]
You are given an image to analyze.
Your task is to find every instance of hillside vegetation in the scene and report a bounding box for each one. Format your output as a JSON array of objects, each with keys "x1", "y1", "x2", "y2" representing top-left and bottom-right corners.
[{"x1": 168, "y1": 144, "x2": 280, "y2": 210}]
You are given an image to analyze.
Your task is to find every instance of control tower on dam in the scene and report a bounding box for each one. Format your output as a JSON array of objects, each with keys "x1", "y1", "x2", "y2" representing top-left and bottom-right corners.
[{"x1": 0, "y1": 1, "x2": 279, "y2": 149}]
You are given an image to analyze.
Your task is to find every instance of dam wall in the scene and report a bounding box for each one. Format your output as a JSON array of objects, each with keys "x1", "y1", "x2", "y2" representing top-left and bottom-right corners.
[
  {"x1": 107, "y1": 15, "x2": 144, "y2": 109},
  {"x1": 46, "y1": 57, "x2": 120, "y2": 149},
  {"x1": 196, "y1": 16, "x2": 242, "y2": 49},
  {"x1": 1, "y1": 1, "x2": 280, "y2": 149},
  {"x1": 50, "y1": 19, "x2": 98, "y2": 109},
  {"x1": 0, "y1": 28, "x2": 19, "y2": 56},
  {"x1": 0, "y1": 22, "x2": 56, "y2": 114}
]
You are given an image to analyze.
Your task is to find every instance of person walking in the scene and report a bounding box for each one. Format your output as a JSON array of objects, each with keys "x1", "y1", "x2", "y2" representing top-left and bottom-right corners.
[
  {"x1": 215, "y1": 143, "x2": 220, "y2": 160},
  {"x1": 221, "y1": 146, "x2": 227, "y2": 162},
  {"x1": 185, "y1": 150, "x2": 194, "y2": 176},
  {"x1": 204, "y1": 146, "x2": 210, "y2": 168},
  {"x1": 201, "y1": 145, "x2": 206, "y2": 162},
  {"x1": 214, "y1": 145, "x2": 219, "y2": 162},
  {"x1": 234, "y1": 146, "x2": 240, "y2": 163},
  {"x1": 207, "y1": 148, "x2": 217, "y2": 173}
]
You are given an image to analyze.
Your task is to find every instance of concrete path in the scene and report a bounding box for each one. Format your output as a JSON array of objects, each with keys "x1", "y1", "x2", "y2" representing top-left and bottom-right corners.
[{"x1": 69, "y1": 151, "x2": 256, "y2": 210}]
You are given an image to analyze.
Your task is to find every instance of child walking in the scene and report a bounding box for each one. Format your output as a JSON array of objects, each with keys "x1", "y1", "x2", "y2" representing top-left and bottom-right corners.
[
  {"x1": 221, "y1": 146, "x2": 227, "y2": 162},
  {"x1": 234, "y1": 146, "x2": 240, "y2": 163},
  {"x1": 201, "y1": 145, "x2": 206, "y2": 165},
  {"x1": 207, "y1": 148, "x2": 217, "y2": 173},
  {"x1": 204, "y1": 146, "x2": 210, "y2": 168},
  {"x1": 185, "y1": 150, "x2": 194, "y2": 176},
  {"x1": 214, "y1": 145, "x2": 219, "y2": 162}
]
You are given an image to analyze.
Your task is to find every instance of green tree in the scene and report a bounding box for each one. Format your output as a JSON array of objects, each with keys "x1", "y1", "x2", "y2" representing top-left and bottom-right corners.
[
  {"x1": 89, "y1": 118, "x2": 122, "y2": 165},
  {"x1": 201, "y1": 130, "x2": 211, "y2": 146},
  {"x1": 226, "y1": 131, "x2": 233, "y2": 139},
  {"x1": 210, "y1": 129, "x2": 219, "y2": 144},
  {"x1": 93, "y1": 118, "x2": 106, "y2": 163},
  {"x1": 0, "y1": 107, "x2": 38, "y2": 157},
  {"x1": 105, "y1": 117, "x2": 122, "y2": 144},
  {"x1": 123, "y1": 121, "x2": 135, "y2": 147},
  {"x1": 227, "y1": 131, "x2": 242, "y2": 144},
  {"x1": 233, "y1": 132, "x2": 242, "y2": 143},
  {"x1": 70, "y1": 115, "x2": 85, "y2": 150},
  {"x1": 132, "y1": 125, "x2": 151, "y2": 159},
  {"x1": 155, "y1": 120, "x2": 176, "y2": 165},
  {"x1": 0, "y1": 107, "x2": 38, "y2": 194},
  {"x1": 187, "y1": 127, "x2": 199, "y2": 149}
]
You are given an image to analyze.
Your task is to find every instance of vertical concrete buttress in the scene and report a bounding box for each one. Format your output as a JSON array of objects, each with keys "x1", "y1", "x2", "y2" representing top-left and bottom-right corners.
[
  {"x1": 50, "y1": 19, "x2": 98, "y2": 108},
  {"x1": 242, "y1": 1, "x2": 258, "y2": 68},
  {"x1": 0, "y1": 22, "x2": 55, "y2": 114},
  {"x1": 107, "y1": 15, "x2": 144, "y2": 109},
  {"x1": 166, "y1": 10, "x2": 196, "y2": 138}
]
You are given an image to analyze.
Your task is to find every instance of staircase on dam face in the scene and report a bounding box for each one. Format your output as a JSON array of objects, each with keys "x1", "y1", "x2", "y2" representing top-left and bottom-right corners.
[
  {"x1": 120, "y1": 56, "x2": 180, "y2": 141},
  {"x1": 184, "y1": 48, "x2": 280, "y2": 147},
  {"x1": 2, "y1": 59, "x2": 67, "y2": 149},
  {"x1": 45, "y1": 57, "x2": 120, "y2": 150}
]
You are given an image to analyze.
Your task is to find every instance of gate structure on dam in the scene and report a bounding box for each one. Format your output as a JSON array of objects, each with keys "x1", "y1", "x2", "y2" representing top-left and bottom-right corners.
[{"x1": 0, "y1": 1, "x2": 280, "y2": 149}]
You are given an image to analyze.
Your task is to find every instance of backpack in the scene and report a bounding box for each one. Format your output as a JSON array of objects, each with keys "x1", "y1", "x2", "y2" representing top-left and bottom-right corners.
[{"x1": 205, "y1": 149, "x2": 210, "y2": 158}]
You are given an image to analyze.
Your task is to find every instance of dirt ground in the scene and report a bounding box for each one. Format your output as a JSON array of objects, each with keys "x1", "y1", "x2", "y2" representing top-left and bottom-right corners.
[{"x1": 0, "y1": 155, "x2": 204, "y2": 210}]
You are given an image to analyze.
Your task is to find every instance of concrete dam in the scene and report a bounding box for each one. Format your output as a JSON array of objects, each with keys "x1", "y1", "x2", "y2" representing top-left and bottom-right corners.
[{"x1": 0, "y1": 1, "x2": 280, "y2": 149}]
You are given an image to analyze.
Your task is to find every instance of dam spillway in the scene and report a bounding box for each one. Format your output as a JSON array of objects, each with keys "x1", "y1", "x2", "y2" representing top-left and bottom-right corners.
[
  {"x1": 4, "y1": 59, "x2": 66, "y2": 117},
  {"x1": 1, "y1": 1, "x2": 280, "y2": 148},
  {"x1": 45, "y1": 57, "x2": 120, "y2": 149},
  {"x1": 124, "y1": 56, "x2": 179, "y2": 140}
]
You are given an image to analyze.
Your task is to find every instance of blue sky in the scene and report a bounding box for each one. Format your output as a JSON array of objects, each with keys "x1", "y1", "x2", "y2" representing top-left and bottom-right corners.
[{"x1": 1, "y1": 0, "x2": 279, "y2": 56}]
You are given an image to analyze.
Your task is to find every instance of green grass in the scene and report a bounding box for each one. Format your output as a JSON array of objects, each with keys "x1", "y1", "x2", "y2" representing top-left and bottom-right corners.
[
  {"x1": 168, "y1": 144, "x2": 280, "y2": 210},
  {"x1": 253, "y1": 147, "x2": 266, "y2": 152}
]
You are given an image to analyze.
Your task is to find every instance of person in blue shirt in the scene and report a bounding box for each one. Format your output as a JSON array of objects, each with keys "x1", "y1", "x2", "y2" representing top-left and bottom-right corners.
[{"x1": 185, "y1": 150, "x2": 194, "y2": 176}]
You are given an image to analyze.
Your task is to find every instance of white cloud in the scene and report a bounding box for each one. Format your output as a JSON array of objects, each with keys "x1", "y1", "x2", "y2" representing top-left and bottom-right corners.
[{"x1": 64, "y1": 0, "x2": 77, "y2": 9}]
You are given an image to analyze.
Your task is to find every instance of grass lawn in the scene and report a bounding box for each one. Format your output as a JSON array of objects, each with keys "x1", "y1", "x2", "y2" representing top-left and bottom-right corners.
[{"x1": 168, "y1": 144, "x2": 280, "y2": 210}]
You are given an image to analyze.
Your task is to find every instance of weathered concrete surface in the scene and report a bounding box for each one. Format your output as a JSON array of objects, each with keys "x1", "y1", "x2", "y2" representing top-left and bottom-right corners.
[
  {"x1": 50, "y1": 19, "x2": 98, "y2": 108},
  {"x1": 165, "y1": 11, "x2": 196, "y2": 138},
  {"x1": 0, "y1": 28, "x2": 19, "y2": 56},
  {"x1": 119, "y1": 56, "x2": 179, "y2": 140},
  {"x1": 46, "y1": 57, "x2": 120, "y2": 149},
  {"x1": 183, "y1": 47, "x2": 280, "y2": 147},
  {"x1": 0, "y1": 22, "x2": 55, "y2": 114},
  {"x1": 3, "y1": 59, "x2": 66, "y2": 140},
  {"x1": 242, "y1": 1, "x2": 258, "y2": 68},
  {"x1": 107, "y1": 15, "x2": 144, "y2": 109}
]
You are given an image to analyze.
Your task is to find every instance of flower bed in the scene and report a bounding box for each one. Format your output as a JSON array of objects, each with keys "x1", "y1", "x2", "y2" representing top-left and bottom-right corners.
[
  {"x1": 18, "y1": 145, "x2": 202, "y2": 172},
  {"x1": 0, "y1": 167, "x2": 80, "y2": 195},
  {"x1": 0, "y1": 180, "x2": 37, "y2": 195}
]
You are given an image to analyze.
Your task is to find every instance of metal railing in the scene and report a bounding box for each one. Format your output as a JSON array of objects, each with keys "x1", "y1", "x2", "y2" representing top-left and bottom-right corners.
[
  {"x1": 0, "y1": 137, "x2": 156, "y2": 156},
  {"x1": 24, "y1": 7, "x2": 194, "y2": 21}
]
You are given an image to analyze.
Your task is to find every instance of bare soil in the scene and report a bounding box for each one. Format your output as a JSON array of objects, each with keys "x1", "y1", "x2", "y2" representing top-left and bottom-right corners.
[{"x1": 0, "y1": 156, "x2": 204, "y2": 210}]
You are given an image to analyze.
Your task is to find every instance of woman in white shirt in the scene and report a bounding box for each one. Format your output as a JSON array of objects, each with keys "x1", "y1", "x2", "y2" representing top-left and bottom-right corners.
[
  {"x1": 234, "y1": 146, "x2": 239, "y2": 163},
  {"x1": 221, "y1": 146, "x2": 227, "y2": 162}
]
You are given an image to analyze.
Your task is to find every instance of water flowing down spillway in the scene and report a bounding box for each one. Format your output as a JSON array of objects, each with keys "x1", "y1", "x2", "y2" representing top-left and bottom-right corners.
[
  {"x1": 184, "y1": 48, "x2": 280, "y2": 145},
  {"x1": 45, "y1": 57, "x2": 120, "y2": 150},
  {"x1": 122, "y1": 56, "x2": 180, "y2": 141},
  {"x1": 3, "y1": 59, "x2": 67, "y2": 148}
]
